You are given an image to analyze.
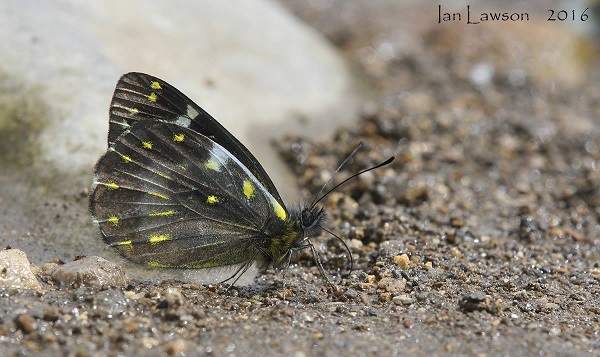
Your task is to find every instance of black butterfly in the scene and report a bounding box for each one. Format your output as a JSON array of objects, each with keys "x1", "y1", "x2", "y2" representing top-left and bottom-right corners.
[{"x1": 89, "y1": 72, "x2": 393, "y2": 286}]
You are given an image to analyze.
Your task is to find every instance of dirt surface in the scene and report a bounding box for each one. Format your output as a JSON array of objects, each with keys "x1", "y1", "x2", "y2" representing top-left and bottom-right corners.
[{"x1": 2, "y1": 1, "x2": 599, "y2": 356}]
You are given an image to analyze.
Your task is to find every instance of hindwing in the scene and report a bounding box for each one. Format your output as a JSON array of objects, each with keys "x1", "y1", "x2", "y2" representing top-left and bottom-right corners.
[{"x1": 90, "y1": 121, "x2": 289, "y2": 268}]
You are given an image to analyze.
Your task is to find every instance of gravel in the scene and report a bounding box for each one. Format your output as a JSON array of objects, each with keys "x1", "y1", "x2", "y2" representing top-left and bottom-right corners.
[{"x1": 1, "y1": 2, "x2": 599, "y2": 356}]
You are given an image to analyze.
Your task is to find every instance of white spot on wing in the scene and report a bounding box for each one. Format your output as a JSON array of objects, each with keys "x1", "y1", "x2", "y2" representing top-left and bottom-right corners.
[
  {"x1": 187, "y1": 105, "x2": 199, "y2": 119},
  {"x1": 210, "y1": 142, "x2": 231, "y2": 166},
  {"x1": 175, "y1": 116, "x2": 192, "y2": 128}
]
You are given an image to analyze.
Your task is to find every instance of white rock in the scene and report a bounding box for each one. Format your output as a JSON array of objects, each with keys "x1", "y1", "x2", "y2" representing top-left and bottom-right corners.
[
  {"x1": 0, "y1": 249, "x2": 41, "y2": 289},
  {"x1": 0, "y1": 0, "x2": 358, "y2": 201}
]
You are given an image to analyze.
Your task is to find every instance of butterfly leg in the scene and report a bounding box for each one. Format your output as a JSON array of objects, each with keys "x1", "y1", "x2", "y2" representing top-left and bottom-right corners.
[
  {"x1": 220, "y1": 250, "x2": 262, "y2": 290},
  {"x1": 293, "y1": 239, "x2": 335, "y2": 289}
]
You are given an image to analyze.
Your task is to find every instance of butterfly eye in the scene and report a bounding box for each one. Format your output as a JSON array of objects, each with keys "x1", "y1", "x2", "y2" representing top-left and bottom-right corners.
[
  {"x1": 300, "y1": 209, "x2": 313, "y2": 228},
  {"x1": 301, "y1": 207, "x2": 324, "y2": 232}
]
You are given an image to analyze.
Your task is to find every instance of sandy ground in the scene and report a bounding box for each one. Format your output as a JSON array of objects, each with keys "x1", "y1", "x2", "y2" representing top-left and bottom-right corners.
[{"x1": 2, "y1": 1, "x2": 599, "y2": 356}]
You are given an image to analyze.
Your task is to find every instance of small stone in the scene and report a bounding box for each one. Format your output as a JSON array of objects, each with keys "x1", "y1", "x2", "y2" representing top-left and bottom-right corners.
[
  {"x1": 346, "y1": 239, "x2": 363, "y2": 250},
  {"x1": 460, "y1": 292, "x2": 498, "y2": 314},
  {"x1": 163, "y1": 339, "x2": 189, "y2": 355},
  {"x1": 564, "y1": 227, "x2": 585, "y2": 242},
  {"x1": 276, "y1": 289, "x2": 294, "y2": 299},
  {"x1": 281, "y1": 307, "x2": 294, "y2": 317},
  {"x1": 393, "y1": 294, "x2": 415, "y2": 305},
  {"x1": 125, "y1": 321, "x2": 139, "y2": 334},
  {"x1": 333, "y1": 288, "x2": 346, "y2": 297},
  {"x1": 42, "y1": 262, "x2": 59, "y2": 272},
  {"x1": 393, "y1": 254, "x2": 410, "y2": 269},
  {"x1": 356, "y1": 283, "x2": 374, "y2": 290},
  {"x1": 424, "y1": 261, "x2": 433, "y2": 269},
  {"x1": 343, "y1": 288, "x2": 359, "y2": 299},
  {"x1": 379, "y1": 292, "x2": 392, "y2": 302},
  {"x1": 449, "y1": 247, "x2": 463, "y2": 259},
  {"x1": 128, "y1": 291, "x2": 146, "y2": 300},
  {"x1": 42, "y1": 307, "x2": 61, "y2": 322},
  {"x1": 14, "y1": 313, "x2": 37, "y2": 334},
  {"x1": 450, "y1": 219, "x2": 465, "y2": 227},
  {"x1": 0, "y1": 249, "x2": 41, "y2": 289},
  {"x1": 377, "y1": 277, "x2": 406, "y2": 292},
  {"x1": 378, "y1": 241, "x2": 406, "y2": 258},
  {"x1": 47, "y1": 256, "x2": 129, "y2": 289},
  {"x1": 164, "y1": 288, "x2": 185, "y2": 307},
  {"x1": 548, "y1": 327, "x2": 561, "y2": 336}
]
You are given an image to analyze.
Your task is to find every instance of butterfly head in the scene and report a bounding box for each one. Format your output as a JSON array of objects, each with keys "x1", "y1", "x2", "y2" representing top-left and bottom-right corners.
[{"x1": 300, "y1": 205, "x2": 326, "y2": 238}]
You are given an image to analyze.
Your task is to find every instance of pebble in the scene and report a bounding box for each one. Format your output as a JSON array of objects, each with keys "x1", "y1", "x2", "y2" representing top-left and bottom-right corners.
[
  {"x1": 42, "y1": 307, "x2": 61, "y2": 322},
  {"x1": 377, "y1": 277, "x2": 406, "y2": 292},
  {"x1": 14, "y1": 313, "x2": 37, "y2": 334},
  {"x1": 378, "y1": 241, "x2": 406, "y2": 258},
  {"x1": 393, "y1": 295, "x2": 415, "y2": 305},
  {"x1": 163, "y1": 339, "x2": 189, "y2": 355},
  {"x1": 393, "y1": 254, "x2": 410, "y2": 269},
  {"x1": 46, "y1": 256, "x2": 129, "y2": 289},
  {"x1": 548, "y1": 327, "x2": 561, "y2": 336},
  {"x1": 0, "y1": 249, "x2": 41, "y2": 289},
  {"x1": 402, "y1": 318, "x2": 414, "y2": 328},
  {"x1": 164, "y1": 287, "x2": 185, "y2": 307}
]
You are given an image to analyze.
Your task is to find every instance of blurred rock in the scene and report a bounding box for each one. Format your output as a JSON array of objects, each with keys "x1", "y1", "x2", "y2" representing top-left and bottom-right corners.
[
  {"x1": 0, "y1": 0, "x2": 360, "y2": 266},
  {"x1": 46, "y1": 256, "x2": 129, "y2": 288},
  {"x1": 0, "y1": 248, "x2": 41, "y2": 289}
]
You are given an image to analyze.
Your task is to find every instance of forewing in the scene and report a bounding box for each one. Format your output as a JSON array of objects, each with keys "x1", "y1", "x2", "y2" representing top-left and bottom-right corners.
[
  {"x1": 108, "y1": 72, "x2": 283, "y2": 203},
  {"x1": 90, "y1": 121, "x2": 288, "y2": 268}
]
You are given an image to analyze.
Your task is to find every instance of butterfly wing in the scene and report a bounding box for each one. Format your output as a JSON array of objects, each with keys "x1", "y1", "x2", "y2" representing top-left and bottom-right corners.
[
  {"x1": 90, "y1": 121, "x2": 289, "y2": 268},
  {"x1": 108, "y1": 72, "x2": 284, "y2": 204}
]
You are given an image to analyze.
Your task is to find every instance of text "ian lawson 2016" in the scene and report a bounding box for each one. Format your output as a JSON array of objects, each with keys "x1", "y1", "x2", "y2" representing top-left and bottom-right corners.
[{"x1": 438, "y1": 5, "x2": 529, "y2": 24}]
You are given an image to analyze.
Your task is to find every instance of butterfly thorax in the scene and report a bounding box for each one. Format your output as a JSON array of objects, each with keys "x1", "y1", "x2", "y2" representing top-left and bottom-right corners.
[{"x1": 262, "y1": 205, "x2": 325, "y2": 267}]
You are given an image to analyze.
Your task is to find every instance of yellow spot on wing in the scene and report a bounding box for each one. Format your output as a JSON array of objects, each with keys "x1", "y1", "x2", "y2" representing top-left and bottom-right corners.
[
  {"x1": 243, "y1": 180, "x2": 255, "y2": 200},
  {"x1": 149, "y1": 234, "x2": 171, "y2": 245},
  {"x1": 142, "y1": 141, "x2": 153, "y2": 149},
  {"x1": 173, "y1": 133, "x2": 184, "y2": 142},
  {"x1": 148, "y1": 210, "x2": 177, "y2": 217},
  {"x1": 272, "y1": 199, "x2": 287, "y2": 220},
  {"x1": 149, "y1": 192, "x2": 170, "y2": 200},
  {"x1": 148, "y1": 92, "x2": 158, "y2": 102},
  {"x1": 150, "y1": 81, "x2": 162, "y2": 90},
  {"x1": 113, "y1": 240, "x2": 133, "y2": 249},
  {"x1": 154, "y1": 171, "x2": 171, "y2": 180},
  {"x1": 128, "y1": 107, "x2": 139, "y2": 115},
  {"x1": 121, "y1": 155, "x2": 132, "y2": 163},
  {"x1": 107, "y1": 215, "x2": 119, "y2": 226},
  {"x1": 204, "y1": 159, "x2": 220, "y2": 171},
  {"x1": 148, "y1": 261, "x2": 170, "y2": 268},
  {"x1": 105, "y1": 182, "x2": 119, "y2": 190},
  {"x1": 206, "y1": 195, "x2": 219, "y2": 204}
]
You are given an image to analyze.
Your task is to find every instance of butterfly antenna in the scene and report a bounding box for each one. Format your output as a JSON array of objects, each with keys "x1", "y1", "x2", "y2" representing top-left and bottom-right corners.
[
  {"x1": 310, "y1": 153, "x2": 395, "y2": 210},
  {"x1": 309, "y1": 142, "x2": 365, "y2": 209}
]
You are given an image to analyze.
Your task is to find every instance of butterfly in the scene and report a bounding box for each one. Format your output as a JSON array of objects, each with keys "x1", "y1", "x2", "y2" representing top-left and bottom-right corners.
[{"x1": 89, "y1": 72, "x2": 393, "y2": 287}]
